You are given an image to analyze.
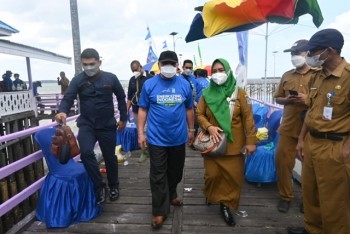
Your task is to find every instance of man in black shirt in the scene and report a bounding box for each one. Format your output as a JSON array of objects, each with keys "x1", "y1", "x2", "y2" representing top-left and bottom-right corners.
[
  {"x1": 55, "y1": 48, "x2": 127, "y2": 205},
  {"x1": 127, "y1": 60, "x2": 151, "y2": 162}
]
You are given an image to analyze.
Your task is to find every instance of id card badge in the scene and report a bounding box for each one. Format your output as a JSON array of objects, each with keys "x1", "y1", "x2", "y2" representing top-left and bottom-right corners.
[{"x1": 323, "y1": 106, "x2": 333, "y2": 120}]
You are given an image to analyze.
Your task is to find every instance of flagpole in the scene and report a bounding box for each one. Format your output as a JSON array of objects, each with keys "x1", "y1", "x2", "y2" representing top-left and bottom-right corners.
[{"x1": 264, "y1": 22, "x2": 269, "y2": 96}]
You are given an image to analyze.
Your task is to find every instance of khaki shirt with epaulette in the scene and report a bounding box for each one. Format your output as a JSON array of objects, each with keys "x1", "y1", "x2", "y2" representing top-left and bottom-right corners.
[
  {"x1": 305, "y1": 58, "x2": 350, "y2": 133},
  {"x1": 273, "y1": 68, "x2": 316, "y2": 138},
  {"x1": 196, "y1": 88, "x2": 258, "y2": 155}
]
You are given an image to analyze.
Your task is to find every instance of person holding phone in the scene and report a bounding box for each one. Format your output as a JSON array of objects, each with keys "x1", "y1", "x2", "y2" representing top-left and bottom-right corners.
[{"x1": 273, "y1": 40, "x2": 317, "y2": 214}]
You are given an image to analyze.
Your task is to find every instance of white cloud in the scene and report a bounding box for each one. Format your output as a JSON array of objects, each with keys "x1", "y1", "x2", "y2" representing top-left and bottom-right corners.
[{"x1": 0, "y1": 0, "x2": 349, "y2": 85}]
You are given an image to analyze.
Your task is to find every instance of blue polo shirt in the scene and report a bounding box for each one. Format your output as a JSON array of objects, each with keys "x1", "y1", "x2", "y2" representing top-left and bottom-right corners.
[{"x1": 138, "y1": 74, "x2": 193, "y2": 146}]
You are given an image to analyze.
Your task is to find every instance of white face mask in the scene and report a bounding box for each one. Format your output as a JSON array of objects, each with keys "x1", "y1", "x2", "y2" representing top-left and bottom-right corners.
[
  {"x1": 183, "y1": 69, "x2": 192, "y2": 76},
  {"x1": 83, "y1": 64, "x2": 100, "y2": 77},
  {"x1": 305, "y1": 49, "x2": 328, "y2": 67},
  {"x1": 160, "y1": 65, "x2": 177, "y2": 79},
  {"x1": 133, "y1": 71, "x2": 141, "y2": 78},
  {"x1": 211, "y1": 72, "x2": 228, "y2": 85},
  {"x1": 291, "y1": 55, "x2": 306, "y2": 68}
]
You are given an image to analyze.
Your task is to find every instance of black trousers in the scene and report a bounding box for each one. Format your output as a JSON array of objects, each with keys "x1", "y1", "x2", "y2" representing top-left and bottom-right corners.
[
  {"x1": 77, "y1": 125, "x2": 118, "y2": 193},
  {"x1": 148, "y1": 143, "x2": 186, "y2": 216}
]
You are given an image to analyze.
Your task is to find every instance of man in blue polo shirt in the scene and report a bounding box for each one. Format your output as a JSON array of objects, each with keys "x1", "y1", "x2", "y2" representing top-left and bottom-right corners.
[{"x1": 137, "y1": 50, "x2": 195, "y2": 229}]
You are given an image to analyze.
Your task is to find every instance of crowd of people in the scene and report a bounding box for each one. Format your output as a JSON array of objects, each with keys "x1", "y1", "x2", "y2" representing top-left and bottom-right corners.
[{"x1": 49, "y1": 28, "x2": 349, "y2": 234}]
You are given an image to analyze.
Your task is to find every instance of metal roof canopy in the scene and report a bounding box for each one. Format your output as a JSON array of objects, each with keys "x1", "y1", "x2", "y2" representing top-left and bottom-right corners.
[
  {"x1": 0, "y1": 20, "x2": 19, "y2": 36},
  {"x1": 0, "y1": 39, "x2": 71, "y2": 91},
  {"x1": 0, "y1": 39, "x2": 71, "y2": 64}
]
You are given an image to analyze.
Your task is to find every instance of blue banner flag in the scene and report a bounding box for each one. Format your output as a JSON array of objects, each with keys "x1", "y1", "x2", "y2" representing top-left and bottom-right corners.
[
  {"x1": 162, "y1": 40, "x2": 168, "y2": 49},
  {"x1": 146, "y1": 46, "x2": 158, "y2": 64},
  {"x1": 145, "y1": 26, "x2": 151, "y2": 40}
]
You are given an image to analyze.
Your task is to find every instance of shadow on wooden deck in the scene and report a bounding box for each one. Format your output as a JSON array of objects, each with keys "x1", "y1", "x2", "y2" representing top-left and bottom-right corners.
[{"x1": 22, "y1": 147, "x2": 303, "y2": 234}]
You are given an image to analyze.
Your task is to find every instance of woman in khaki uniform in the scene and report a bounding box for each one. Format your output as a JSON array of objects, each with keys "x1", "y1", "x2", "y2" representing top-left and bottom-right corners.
[{"x1": 196, "y1": 58, "x2": 257, "y2": 226}]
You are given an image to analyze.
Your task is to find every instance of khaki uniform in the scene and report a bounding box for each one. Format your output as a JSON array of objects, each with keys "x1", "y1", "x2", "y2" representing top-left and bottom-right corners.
[
  {"x1": 196, "y1": 88, "x2": 257, "y2": 210},
  {"x1": 303, "y1": 59, "x2": 350, "y2": 234},
  {"x1": 273, "y1": 68, "x2": 314, "y2": 201}
]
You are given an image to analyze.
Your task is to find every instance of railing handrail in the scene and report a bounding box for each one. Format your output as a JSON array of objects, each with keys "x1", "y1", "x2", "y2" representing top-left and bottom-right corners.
[
  {"x1": 0, "y1": 115, "x2": 80, "y2": 218},
  {"x1": 0, "y1": 115, "x2": 79, "y2": 143},
  {"x1": 250, "y1": 97, "x2": 283, "y2": 110}
]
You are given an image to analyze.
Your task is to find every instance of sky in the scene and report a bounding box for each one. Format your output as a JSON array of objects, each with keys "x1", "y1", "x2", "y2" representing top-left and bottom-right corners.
[{"x1": 0, "y1": 0, "x2": 349, "y2": 82}]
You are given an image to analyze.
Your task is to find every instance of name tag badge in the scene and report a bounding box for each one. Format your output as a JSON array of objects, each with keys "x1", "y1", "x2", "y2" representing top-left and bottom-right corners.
[{"x1": 323, "y1": 106, "x2": 333, "y2": 120}]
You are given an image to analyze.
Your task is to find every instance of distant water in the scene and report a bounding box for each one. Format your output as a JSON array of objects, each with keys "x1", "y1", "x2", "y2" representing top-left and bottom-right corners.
[{"x1": 38, "y1": 79, "x2": 129, "y2": 94}]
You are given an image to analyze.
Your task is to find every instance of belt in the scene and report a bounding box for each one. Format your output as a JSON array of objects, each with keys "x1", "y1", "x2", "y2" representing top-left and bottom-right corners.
[{"x1": 309, "y1": 131, "x2": 350, "y2": 141}]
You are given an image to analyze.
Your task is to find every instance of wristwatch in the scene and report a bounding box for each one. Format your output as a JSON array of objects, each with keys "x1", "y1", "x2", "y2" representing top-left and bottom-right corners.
[{"x1": 188, "y1": 128, "x2": 196, "y2": 132}]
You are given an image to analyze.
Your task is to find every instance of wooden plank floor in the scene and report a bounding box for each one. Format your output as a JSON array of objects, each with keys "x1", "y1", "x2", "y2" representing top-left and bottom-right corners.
[{"x1": 22, "y1": 148, "x2": 304, "y2": 234}]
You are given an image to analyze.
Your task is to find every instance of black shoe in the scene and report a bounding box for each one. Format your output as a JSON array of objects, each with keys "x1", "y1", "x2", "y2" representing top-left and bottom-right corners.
[
  {"x1": 300, "y1": 201, "x2": 304, "y2": 213},
  {"x1": 220, "y1": 203, "x2": 235, "y2": 226},
  {"x1": 109, "y1": 187, "x2": 119, "y2": 201},
  {"x1": 96, "y1": 187, "x2": 106, "y2": 205},
  {"x1": 287, "y1": 227, "x2": 308, "y2": 234},
  {"x1": 277, "y1": 199, "x2": 290, "y2": 213}
]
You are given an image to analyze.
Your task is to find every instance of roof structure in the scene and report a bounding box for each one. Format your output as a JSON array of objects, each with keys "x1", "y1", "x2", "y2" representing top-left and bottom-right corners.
[
  {"x1": 0, "y1": 20, "x2": 19, "y2": 36},
  {"x1": 0, "y1": 39, "x2": 71, "y2": 64}
]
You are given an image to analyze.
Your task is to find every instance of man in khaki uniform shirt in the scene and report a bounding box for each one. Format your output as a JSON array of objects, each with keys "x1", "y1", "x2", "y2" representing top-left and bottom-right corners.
[
  {"x1": 288, "y1": 29, "x2": 350, "y2": 234},
  {"x1": 274, "y1": 40, "x2": 315, "y2": 213}
]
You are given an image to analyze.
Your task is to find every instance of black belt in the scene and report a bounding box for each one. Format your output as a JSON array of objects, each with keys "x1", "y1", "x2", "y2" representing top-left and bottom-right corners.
[{"x1": 309, "y1": 131, "x2": 349, "y2": 141}]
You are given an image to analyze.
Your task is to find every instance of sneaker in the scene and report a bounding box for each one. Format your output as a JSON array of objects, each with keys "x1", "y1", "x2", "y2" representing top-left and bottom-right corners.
[
  {"x1": 109, "y1": 187, "x2": 119, "y2": 201},
  {"x1": 138, "y1": 153, "x2": 148, "y2": 163},
  {"x1": 96, "y1": 187, "x2": 106, "y2": 205},
  {"x1": 277, "y1": 199, "x2": 290, "y2": 213}
]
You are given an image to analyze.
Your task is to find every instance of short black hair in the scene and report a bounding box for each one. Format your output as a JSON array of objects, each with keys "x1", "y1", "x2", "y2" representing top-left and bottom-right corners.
[
  {"x1": 196, "y1": 69, "x2": 207, "y2": 77},
  {"x1": 183, "y1": 59, "x2": 193, "y2": 67},
  {"x1": 81, "y1": 48, "x2": 99, "y2": 60},
  {"x1": 130, "y1": 60, "x2": 142, "y2": 68}
]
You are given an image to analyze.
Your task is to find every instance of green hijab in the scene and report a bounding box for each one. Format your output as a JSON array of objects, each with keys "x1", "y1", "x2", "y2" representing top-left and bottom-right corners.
[{"x1": 202, "y1": 58, "x2": 236, "y2": 142}]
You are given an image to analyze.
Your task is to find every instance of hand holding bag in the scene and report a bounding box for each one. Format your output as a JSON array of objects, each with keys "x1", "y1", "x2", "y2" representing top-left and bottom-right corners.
[
  {"x1": 193, "y1": 87, "x2": 238, "y2": 156},
  {"x1": 51, "y1": 124, "x2": 80, "y2": 164},
  {"x1": 193, "y1": 131, "x2": 227, "y2": 156}
]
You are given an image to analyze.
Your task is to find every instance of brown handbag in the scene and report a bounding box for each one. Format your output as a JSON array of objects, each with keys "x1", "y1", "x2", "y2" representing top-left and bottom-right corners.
[{"x1": 51, "y1": 124, "x2": 80, "y2": 164}]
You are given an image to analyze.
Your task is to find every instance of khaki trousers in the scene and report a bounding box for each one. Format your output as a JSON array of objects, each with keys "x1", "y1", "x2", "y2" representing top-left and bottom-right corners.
[
  {"x1": 303, "y1": 134, "x2": 350, "y2": 234},
  {"x1": 275, "y1": 134, "x2": 299, "y2": 201}
]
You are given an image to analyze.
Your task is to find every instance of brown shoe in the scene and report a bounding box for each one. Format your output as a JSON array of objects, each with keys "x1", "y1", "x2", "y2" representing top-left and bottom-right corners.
[
  {"x1": 151, "y1": 215, "x2": 167, "y2": 229},
  {"x1": 170, "y1": 197, "x2": 183, "y2": 206}
]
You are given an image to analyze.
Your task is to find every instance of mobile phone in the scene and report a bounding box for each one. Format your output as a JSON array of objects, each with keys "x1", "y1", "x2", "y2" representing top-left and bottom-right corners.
[{"x1": 289, "y1": 90, "x2": 298, "y2": 96}]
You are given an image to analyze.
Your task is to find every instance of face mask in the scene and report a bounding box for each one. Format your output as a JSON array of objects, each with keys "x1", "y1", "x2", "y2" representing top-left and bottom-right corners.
[
  {"x1": 83, "y1": 65, "x2": 100, "y2": 77},
  {"x1": 183, "y1": 69, "x2": 192, "y2": 76},
  {"x1": 133, "y1": 71, "x2": 141, "y2": 78},
  {"x1": 291, "y1": 55, "x2": 306, "y2": 68},
  {"x1": 305, "y1": 49, "x2": 328, "y2": 67},
  {"x1": 160, "y1": 65, "x2": 177, "y2": 79},
  {"x1": 211, "y1": 72, "x2": 228, "y2": 85}
]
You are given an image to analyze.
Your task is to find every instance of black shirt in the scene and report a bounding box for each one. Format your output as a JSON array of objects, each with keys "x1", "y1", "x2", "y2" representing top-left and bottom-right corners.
[
  {"x1": 59, "y1": 71, "x2": 127, "y2": 129},
  {"x1": 127, "y1": 73, "x2": 151, "y2": 113}
]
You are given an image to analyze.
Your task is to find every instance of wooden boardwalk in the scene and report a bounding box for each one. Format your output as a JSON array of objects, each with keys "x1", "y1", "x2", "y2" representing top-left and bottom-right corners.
[{"x1": 22, "y1": 148, "x2": 303, "y2": 234}]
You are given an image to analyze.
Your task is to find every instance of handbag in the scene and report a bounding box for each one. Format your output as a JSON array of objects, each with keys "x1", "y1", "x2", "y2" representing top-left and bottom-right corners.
[
  {"x1": 193, "y1": 131, "x2": 227, "y2": 156},
  {"x1": 193, "y1": 86, "x2": 238, "y2": 156},
  {"x1": 51, "y1": 124, "x2": 80, "y2": 164}
]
